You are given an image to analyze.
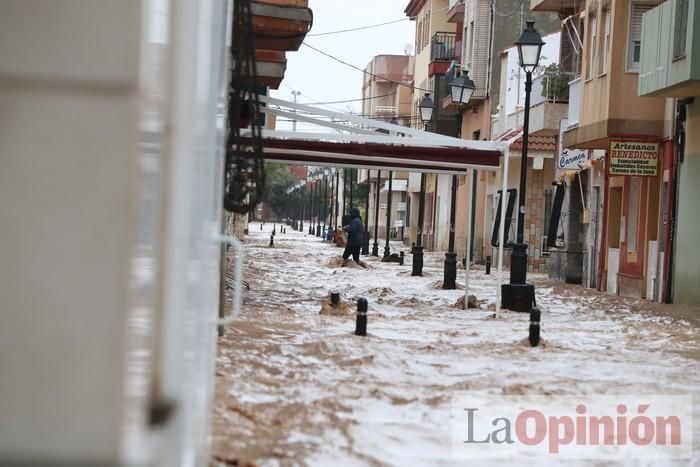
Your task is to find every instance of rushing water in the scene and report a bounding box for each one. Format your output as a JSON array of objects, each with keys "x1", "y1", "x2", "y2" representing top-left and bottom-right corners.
[{"x1": 211, "y1": 223, "x2": 700, "y2": 467}]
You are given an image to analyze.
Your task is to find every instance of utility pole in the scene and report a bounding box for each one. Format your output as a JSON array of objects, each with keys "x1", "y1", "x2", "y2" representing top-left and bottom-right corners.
[{"x1": 291, "y1": 90, "x2": 301, "y2": 132}]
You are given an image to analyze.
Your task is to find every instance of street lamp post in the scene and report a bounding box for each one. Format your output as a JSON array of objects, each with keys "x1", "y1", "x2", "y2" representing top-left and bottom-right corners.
[
  {"x1": 413, "y1": 93, "x2": 435, "y2": 276},
  {"x1": 371, "y1": 170, "x2": 381, "y2": 256},
  {"x1": 334, "y1": 169, "x2": 339, "y2": 232},
  {"x1": 316, "y1": 173, "x2": 322, "y2": 237},
  {"x1": 362, "y1": 169, "x2": 371, "y2": 255},
  {"x1": 308, "y1": 174, "x2": 315, "y2": 235},
  {"x1": 443, "y1": 71, "x2": 475, "y2": 290},
  {"x1": 299, "y1": 181, "x2": 305, "y2": 232},
  {"x1": 502, "y1": 21, "x2": 544, "y2": 312},
  {"x1": 382, "y1": 170, "x2": 393, "y2": 259},
  {"x1": 322, "y1": 169, "x2": 329, "y2": 239}
]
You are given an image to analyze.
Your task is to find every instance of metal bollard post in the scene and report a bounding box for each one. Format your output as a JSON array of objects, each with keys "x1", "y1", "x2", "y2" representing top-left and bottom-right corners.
[
  {"x1": 330, "y1": 291, "x2": 340, "y2": 306},
  {"x1": 355, "y1": 298, "x2": 368, "y2": 336},
  {"x1": 529, "y1": 306, "x2": 540, "y2": 347},
  {"x1": 260, "y1": 223, "x2": 263, "y2": 231},
  {"x1": 269, "y1": 235, "x2": 274, "y2": 247},
  {"x1": 411, "y1": 243, "x2": 423, "y2": 276},
  {"x1": 485, "y1": 256, "x2": 492, "y2": 275},
  {"x1": 399, "y1": 251, "x2": 404, "y2": 266}
]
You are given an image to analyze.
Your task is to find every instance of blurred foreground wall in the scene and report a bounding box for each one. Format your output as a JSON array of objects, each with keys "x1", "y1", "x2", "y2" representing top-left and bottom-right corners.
[{"x1": 0, "y1": 1, "x2": 230, "y2": 465}]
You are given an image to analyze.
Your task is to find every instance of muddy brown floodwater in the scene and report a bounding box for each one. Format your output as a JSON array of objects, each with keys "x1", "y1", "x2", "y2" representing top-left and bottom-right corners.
[{"x1": 211, "y1": 223, "x2": 700, "y2": 467}]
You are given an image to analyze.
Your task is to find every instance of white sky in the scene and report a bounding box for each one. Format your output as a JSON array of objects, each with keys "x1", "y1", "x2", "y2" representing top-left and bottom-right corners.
[{"x1": 269, "y1": 0, "x2": 415, "y2": 131}]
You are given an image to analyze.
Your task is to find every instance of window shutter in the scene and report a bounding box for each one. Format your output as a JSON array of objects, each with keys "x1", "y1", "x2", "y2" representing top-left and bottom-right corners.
[
  {"x1": 673, "y1": 0, "x2": 689, "y2": 58},
  {"x1": 629, "y1": 3, "x2": 654, "y2": 69}
]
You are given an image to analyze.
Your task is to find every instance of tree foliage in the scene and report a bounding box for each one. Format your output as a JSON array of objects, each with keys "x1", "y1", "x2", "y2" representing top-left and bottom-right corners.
[{"x1": 261, "y1": 162, "x2": 297, "y2": 217}]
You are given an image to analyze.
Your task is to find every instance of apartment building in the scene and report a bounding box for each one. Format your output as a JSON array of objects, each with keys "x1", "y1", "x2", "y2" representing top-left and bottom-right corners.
[{"x1": 638, "y1": 0, "x2": 700, "y2": 305}]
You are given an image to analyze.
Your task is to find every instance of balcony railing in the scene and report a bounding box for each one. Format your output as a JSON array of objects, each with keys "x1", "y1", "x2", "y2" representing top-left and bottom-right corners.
[
  {"x1": 531, "y1": 70, "x2": 572, "y2": 107},
  {"x1": 638, "y1": 0, "x2": 699, "y2": 97},
  {"x1": 566, "y1": 77, "x2": 582, "y2": 128},
  {"x1": 431, "y1": 32, "x2": 457, "y2": 62}
]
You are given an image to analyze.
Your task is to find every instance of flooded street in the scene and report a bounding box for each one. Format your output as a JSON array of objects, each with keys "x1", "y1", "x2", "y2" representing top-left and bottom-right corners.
[{"x1": 212, "y1": 223, "x2": 700, "y2": 466}]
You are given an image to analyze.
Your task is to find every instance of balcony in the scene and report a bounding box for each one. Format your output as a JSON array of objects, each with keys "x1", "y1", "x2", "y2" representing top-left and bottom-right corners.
[
  {"x1": 251, "y1": 0, "x2": 313, "y2": 52},
  {"x1": 447, "y1": 0, "x2": 465, "y2": 23},
  {"x1": 527, "y1": 72, "x2": 570, "y2": 136},
  {"x1": 530, "y1": 0, "x2": 576, "y2": 12},
  {"x1": 430, "y1": 32, "x2": 457, "y2": 62},
  {"x1": 638, "y1": 0, "x2": 700, "y2": 97}
]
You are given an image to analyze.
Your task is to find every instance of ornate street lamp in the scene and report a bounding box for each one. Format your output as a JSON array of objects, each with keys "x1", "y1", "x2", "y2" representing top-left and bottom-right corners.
[
  {"x1": 413, "y1": 94, "x2": 435, "y2": 276},
  {"x1": 443, "y1": 70, "x2": 475, "y2": 290},
  {"x1": 502, "y1": 21, "x2": 544, "y2": 312}
]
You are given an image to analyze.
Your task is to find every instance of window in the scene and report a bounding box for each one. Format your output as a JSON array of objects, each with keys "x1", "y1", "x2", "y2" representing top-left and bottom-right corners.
[
  {"x1": 627, "y1": 177, "x2": 641, "y2": 253},
  {"x1": 673, "y1": 0, "x2": 689, "y2": 59},
  {"x1": 628, "y1": 3, "x2": 655, "y2": 70},
  {"x1": 587, "y1": 15, "x2": 597, "y2": 78},
  {"x1": 602, "y1": 8, "x2": 611, "y2": 73}
]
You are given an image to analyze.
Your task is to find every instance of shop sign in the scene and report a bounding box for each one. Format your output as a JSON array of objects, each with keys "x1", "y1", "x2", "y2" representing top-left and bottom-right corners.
[
  {"x1": 558, "y1": 148, "x2": 588, "y2": 169},
  {"x1": 609, "y1": 141, "x2": 658, "y2": 176}
]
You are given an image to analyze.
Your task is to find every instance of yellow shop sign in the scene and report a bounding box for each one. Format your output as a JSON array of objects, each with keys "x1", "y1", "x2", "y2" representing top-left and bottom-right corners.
[{"x1": 609, "y1": 141, "x2": 658, "y2": 176}]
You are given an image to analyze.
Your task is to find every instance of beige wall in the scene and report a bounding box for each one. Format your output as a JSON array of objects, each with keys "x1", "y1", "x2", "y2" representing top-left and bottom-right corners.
[{"x1": 576, "y1": 0, "x2": 665, "y2": 145}]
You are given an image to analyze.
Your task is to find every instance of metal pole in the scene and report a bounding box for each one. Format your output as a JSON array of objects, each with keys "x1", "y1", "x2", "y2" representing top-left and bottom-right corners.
[
  {"x1": 411, "y1": 173, "x2": 427, "y2": 276},
  {"x1": 309, "y1": 179, "x2": 315, "y2": 235},
  {"x1": 443, "y1": 110, "x2": 463, "y2": 289},
  {"x1": 349, "y1": 168, "x2": 354, "y2": 208},
  {"x1": 464, "y1": 168, "x2": 474, "y2": 306},
  {"x1": 443, "y1": 174, "x2": 458, "y2": 289},
  {"x1": 335, "y1": 170, "x2": 340, "y2": 229},
  {"x1": 322, "y1": 174, "x2": 328, "y2": 238},
  {"x1": 502, "y1": 69, "x2": 534, "y2": 312},
  {"x1": 372, "y1": 170, "x2": 381, "y2": 256},
  {"x1": 342, "y1": 169, "x2": 348, "y2": 215},
  {"x1": 316, "y1": 177, "x2": 322, "y2": 237},
  {"x1": 383, "y1": 170, "x2": 393, "y2": 258},
  {"x1": 362, "y1": 169, "x2": 371, "y2": 255}
]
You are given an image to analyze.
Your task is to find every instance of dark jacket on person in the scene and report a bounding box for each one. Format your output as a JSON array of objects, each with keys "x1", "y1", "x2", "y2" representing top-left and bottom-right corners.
[{"x1": 343, "y1": 208, "x2": 364, "y2": 248}]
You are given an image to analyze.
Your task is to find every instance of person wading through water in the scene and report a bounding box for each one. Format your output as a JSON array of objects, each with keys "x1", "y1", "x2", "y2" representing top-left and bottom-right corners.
[{"x1": 342, "y1": 207, "x2": 366, "y2": 267}]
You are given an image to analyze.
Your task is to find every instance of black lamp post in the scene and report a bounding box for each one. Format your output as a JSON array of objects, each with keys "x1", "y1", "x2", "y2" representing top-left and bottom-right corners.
[
  {"x1": 382, "y1": 170, "x2": 393, "y2": 259},
  {"x1": 502, "y1": 21, "x2": 544, "y2": 312},
  {"x1": 413, "y1": 93, "x2": 435, "y2": 276},
  {"x1": 299, "y1": 181, "x2": 305, "y2": 232},
  {"x1": 334, "y1": 169, "x2": 340, "y2": 232},
  {"x1": 362, "y1": 169, "x2": 371, "y2": 255},
  {"x1": 315, "y1": 172, "x2": 322, "y2": 237},
  {"x1": 308, "y1": 172, "x2": 314, "y2": 234},
  {"x1": 443, "y1": 71, "x2": 475, "y2": 290},
  {"x1": 322, "y1": 169, "x2": 329, "y2": 239},
  {"x1": 371, "y1": 170, "x2": 381, "y2": 256}
]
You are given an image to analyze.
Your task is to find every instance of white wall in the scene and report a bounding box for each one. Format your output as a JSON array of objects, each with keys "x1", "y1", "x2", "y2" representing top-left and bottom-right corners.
[{"x1": 0, "y1": 0, "x2": 228, "y2": 465}]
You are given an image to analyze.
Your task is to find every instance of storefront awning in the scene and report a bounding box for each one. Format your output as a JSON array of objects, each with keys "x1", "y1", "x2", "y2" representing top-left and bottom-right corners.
[{"x1": 254, "y1": 95, "x2": 506, "y2": 174}]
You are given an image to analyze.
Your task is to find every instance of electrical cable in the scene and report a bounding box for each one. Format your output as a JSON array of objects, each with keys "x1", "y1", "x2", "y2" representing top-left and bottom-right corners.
[
  {"x1": 307, "y1": 17, "x2": 409, "y2": 36},
  {"x1": 302, "y1": 42, "x2": 428, "y2": 93}
]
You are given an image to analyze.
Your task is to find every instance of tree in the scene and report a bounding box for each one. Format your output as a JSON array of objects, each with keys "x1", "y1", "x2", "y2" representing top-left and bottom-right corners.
[{"x1": 261, "y1": 162, "x2": 297, "y2": 218}]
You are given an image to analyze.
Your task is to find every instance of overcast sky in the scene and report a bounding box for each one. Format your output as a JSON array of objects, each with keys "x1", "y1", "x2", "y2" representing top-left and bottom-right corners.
[{"x1": 269, "y1": 0, "x2": 415, "y2": 130}]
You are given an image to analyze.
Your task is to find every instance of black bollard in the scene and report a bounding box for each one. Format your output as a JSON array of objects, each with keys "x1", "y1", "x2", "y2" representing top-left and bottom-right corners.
[
  {"x1": 399, "y1": 251, "x2": 404, "y2": 266},
  {"x1": 330, "y1": 291, "x2": 340, "y2": 306},
  {"x1": 272, "y1": 227, "x2": 276, "y2": 236},
  {"x1": 269, "y1": 235, "x2": 274, "y2": 247},
  {"x1": 260, "y1": 223, "x2": 263, "y2": 231},
  {"x1": 529, "y1": 306, "x2": 541, "y2": 347},
  {"x1": 462, "y1": 257, "x2": 467, "y2": 268},
  {"x1": 485, "y1": 256, "x2": 492, "y2": 275},
  {"x1": 411, "y1": 243, "x2": 424, "y2": 276},
  {"x1": 355, "y1": 298, "x2": 368, "y2": 336}
]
